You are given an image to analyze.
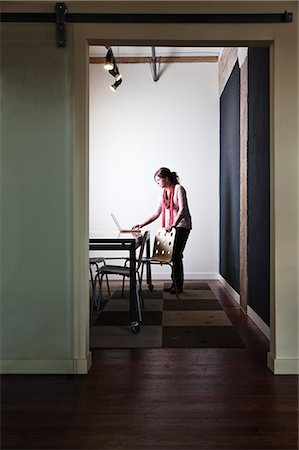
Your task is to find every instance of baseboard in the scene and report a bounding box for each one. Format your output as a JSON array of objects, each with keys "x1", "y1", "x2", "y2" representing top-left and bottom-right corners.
[
  {"x1": 217, "y1": 275, "x2": 240, "y2": 304},
  {"x1": 217, "y1": 276, "x2": 272, "y2": 340},
  {"x1": 74, "y1": 352, "x2": 92, "y2": 374},
  {"x1": 247, "y1": 306, "x2": 270, "y2": 340},
  {"x1": 0, "y1": 355, "x2": 92, "y2": 374},
  {"x1": 267, "y1": 353, "x2": 299, "y2": 374},
  {"x1": 152, "y1": 272, "x2": 220, "y2": 280},
  {"x1": 105, "y1": 272, "x2": 220, "y2": 281},
  {"x1": 185, "y1": 272, "x2": 220, "y2": 280}
]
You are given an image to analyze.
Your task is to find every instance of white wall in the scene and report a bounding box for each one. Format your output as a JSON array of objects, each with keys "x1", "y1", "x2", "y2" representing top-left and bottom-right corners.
[{"x1": 89, "y1": 60, "x2": 219, "y2": 279}]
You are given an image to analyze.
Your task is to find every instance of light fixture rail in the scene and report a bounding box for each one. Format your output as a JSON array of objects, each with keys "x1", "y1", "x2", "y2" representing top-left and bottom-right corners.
[{"x1": 0, "y1": 3, "x2": 293, "y2": 48}]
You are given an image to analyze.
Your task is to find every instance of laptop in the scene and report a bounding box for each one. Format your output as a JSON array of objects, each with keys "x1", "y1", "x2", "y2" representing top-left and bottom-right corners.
[{"x1": 111, "y1": 213, "x2": 140, "y2": 233}]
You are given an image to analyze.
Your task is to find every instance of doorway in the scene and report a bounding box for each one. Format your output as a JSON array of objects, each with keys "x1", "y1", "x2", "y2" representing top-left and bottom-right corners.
[
  {"x1": 88, "y1": 45, "x2": 220, "y2": 282},
  {"x1": 72, "y1": 15, "x2": 298, "y2": 374},
  {"x1": 87, "y1": 43, "x2": 271, "y2": 353}
]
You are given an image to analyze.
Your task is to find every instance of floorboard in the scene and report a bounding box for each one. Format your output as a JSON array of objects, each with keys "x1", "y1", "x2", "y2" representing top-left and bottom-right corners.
[{"x1": 1, "y1": 281, "x2": 298, "y2": 450}]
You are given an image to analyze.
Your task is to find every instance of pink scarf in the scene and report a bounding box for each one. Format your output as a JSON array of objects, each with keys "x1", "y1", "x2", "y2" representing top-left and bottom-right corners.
[{"x1": 162, "y1": 185, "x2": 175, "y2": 227}]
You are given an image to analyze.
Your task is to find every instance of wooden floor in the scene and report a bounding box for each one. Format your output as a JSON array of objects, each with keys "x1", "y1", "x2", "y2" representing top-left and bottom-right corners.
[{"x1": 1, "y1": 281, "x2": 298, "y2": 450}]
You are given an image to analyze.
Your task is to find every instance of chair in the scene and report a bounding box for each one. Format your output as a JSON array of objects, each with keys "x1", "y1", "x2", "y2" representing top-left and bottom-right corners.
[
  {"x1": 96, "y1": 231, "x2": 149, "y2": 309},
  {"x1": 140, "y1": 227, "x2": 179, "y2": 298},
  {"x1": 89, "y1": 254, "x2": 131, "y2": 312},
  {"x1": 89, "y1": 257, "x2": 110, "y2": 313}
]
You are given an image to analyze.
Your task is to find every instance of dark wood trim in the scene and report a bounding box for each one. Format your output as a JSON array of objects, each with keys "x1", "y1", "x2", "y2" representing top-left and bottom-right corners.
[
  {"x1": 89, "y1": 56, "x2": 218, "y2": 64},
  {"x1": 240, "y1": 57, "x2": 248, "y2": 313}
]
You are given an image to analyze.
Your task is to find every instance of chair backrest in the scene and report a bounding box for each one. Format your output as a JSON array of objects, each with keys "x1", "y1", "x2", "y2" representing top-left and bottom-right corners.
[
  {"x1": 136, "y1": 231, "x2": 150, "y2": 269},
  {"x1": 151, "y1": 228, "x2": 176, "y2": 263}
]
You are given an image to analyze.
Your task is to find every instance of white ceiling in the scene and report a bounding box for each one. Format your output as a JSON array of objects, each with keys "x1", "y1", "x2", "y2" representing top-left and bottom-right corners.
[{"x1": 89, "y1": 46, "x2": 223, "y2": 57}]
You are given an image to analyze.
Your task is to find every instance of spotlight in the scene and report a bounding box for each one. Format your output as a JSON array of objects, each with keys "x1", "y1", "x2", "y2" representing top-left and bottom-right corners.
[
  {"x1": 110, "y1": 78, "x2": 122, "y2": 92},
  {"x1": 104, "y1": 48, "x2": 114, "y2": 71},
  {"x1": 109, "y1": 66, "x2": 122, "y2": 81}
]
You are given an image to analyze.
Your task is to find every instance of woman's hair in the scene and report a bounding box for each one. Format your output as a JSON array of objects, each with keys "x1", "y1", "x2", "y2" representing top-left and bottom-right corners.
[{"x1": 154, "y1": 167, "x2": 180, "y2": 185}]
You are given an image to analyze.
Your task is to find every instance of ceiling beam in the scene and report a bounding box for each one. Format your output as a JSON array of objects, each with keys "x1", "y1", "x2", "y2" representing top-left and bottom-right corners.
[{"x1": 90, "y1": 56, "x2": 218, "y2": 64}]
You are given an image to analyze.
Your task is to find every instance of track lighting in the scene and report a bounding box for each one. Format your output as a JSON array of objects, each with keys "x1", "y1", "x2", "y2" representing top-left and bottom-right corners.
[
  {"x1": 104, "y1": 48, "x2": 114, "y2": 70},
  {"x1": 110, "y1": 78, "x2": 122, "y2": 92},
  {"x1": 104, "y1": 47, "x2": 123, "y2": 90},
  {"x1": 109, "y1": 66, "x2": 122, "y2": 81}
]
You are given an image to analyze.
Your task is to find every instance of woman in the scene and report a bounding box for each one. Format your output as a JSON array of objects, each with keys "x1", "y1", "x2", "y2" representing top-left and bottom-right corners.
[{"x1": 133, "y1": 167, "x2": 192, "y2": 294}]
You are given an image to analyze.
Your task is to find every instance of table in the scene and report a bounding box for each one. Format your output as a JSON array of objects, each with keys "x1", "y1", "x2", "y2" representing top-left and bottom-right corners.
[{"x1": 89, "y1": 231, "x2": 151, "y2": 333}]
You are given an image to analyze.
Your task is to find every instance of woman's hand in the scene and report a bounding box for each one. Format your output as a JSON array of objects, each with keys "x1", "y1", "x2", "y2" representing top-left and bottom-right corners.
[
  {"x1": 165, "y1": 225, "x2": 174, "y2": 232},
  {"x1": 132, "y1": 224, "x2": 143, "y2": 230}
]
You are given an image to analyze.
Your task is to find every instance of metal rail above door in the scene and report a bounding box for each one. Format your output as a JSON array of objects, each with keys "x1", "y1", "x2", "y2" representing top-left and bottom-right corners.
[{"x1": 0, "y1": 3, "x2": 293, "y2": 48}]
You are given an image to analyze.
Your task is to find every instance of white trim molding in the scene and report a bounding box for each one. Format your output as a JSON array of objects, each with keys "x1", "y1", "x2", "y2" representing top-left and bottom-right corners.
[
  {"x1": 185, "y1": 272, "x2": 220, "y2": 280},
  {"x1": 267, "y1": 353, "x2": 299, "y2": 375},
  {"x1": 74, "y1": 352, "x2": 93, "y2": 374},
  {"x1": 153, "y1": 272, "x2": 220, "y2": 280},
  {"x1": 248, "y1": 305, "x2": 270, "y2": 340},
  {"x1": 105, "y1": 272, "x2": 220, "y2": 281},
  {"x1": 218, "y1": 275, "x2": 240, "y2": 304},
  {"x1": 0, "y1": 355, "x2": 92, "y2": 374},
  {"x1": 218, "y1": 275, "x2": 272, "y2": 341}
]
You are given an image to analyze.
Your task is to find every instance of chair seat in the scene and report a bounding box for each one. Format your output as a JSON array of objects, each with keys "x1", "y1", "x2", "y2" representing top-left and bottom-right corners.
[
  {"x1": 141, "y1": 256, "x2": 171, "y2": 264},
  {"x1": 140, "y1": 257, "x2": 151, "y2": 263},
  {"x1": 99, "y1": 265, "x2": 130, "y2": 277},
  {"x1": 90, "y1": 257, "x2": 105, "y2": 264}
]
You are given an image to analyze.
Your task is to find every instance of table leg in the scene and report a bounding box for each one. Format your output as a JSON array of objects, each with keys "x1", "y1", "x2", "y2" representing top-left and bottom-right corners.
[
  {"x1": 89, "y1": 266, "x2": 96, "y2": 314},
  {"x1": 145, "y1": 237, "x2": 153, "y2": 290},
  {"x1": 129, "y1": 243, "x2": 142, "y2": 331}
]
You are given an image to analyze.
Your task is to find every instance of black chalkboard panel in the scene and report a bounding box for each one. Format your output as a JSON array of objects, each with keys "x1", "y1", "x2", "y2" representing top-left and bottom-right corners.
[
  {"x1": 220, "y1": 62, "x2": 240, "y2": 293},
  {"x1": 248, "y1": 47, "x2": 270, "y2": 325}
]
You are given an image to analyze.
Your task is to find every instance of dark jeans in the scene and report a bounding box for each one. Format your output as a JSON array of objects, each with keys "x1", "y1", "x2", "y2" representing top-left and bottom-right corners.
[{"x1": 172, "y1": 227, "x2": 191, "y2": 291}]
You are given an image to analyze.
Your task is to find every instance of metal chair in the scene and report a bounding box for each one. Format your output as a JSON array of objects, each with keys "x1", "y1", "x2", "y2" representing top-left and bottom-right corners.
[
  {"x1": 89, "y1": 257, "x2": 110, "y2": 313},
  {"x1": 96, "y1": 231, "x2": 149, "y2": 309},
  {"x1": 89, "y1": 253, "x2": 133, "y2": 312},
  {"x1": 140, "y1": 227, "x2": 179, "y2": 298}
]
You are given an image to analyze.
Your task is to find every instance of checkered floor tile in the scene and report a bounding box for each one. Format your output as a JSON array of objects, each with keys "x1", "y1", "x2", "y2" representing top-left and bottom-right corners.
[{"x1": 90, "y1": 283, "x2": 244, "y2": 348}]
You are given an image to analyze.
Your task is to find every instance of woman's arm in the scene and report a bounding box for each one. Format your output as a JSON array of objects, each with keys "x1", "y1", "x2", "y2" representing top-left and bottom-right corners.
[{"x1": 133, "y1": 198, "x2": 162, "y2": 229}]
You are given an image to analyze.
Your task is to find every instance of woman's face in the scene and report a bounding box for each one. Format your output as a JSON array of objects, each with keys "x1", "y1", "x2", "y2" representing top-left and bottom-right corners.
[{"x1": 155, "y1": 176, "x2": 169, "y2": 188}]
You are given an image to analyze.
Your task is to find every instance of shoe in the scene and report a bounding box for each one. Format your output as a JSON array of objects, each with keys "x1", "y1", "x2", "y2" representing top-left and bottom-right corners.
[
  {"x1": 163, "y1": 285, "x2": 174, "y2": 292},
  {"x1": 169, "y1": 288, "x2": 183, "y2": 294}
]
